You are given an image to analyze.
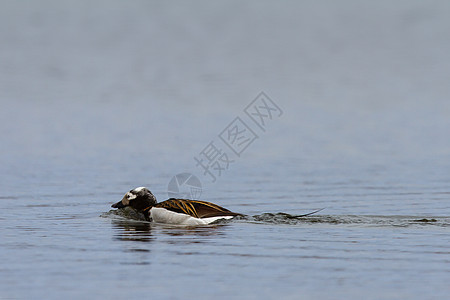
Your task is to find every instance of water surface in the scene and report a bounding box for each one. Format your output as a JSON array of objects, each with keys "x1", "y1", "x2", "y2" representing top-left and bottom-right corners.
[{"x1": 1, "y1": 1, "x2": 450, "y2": 299}]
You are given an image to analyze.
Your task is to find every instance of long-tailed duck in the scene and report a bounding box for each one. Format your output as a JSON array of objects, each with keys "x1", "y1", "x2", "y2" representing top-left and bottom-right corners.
[{"x1": 111, "y1": 187, "x2": 242, "y2": 225}]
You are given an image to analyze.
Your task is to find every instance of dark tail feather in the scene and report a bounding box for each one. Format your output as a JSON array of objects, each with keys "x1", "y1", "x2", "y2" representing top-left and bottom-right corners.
[{"x1": 294, "y1": 208, "x2": 325, "y2": 217}]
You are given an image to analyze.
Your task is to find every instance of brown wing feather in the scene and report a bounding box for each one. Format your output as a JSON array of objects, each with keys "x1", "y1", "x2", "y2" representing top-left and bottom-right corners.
[{"x1": 155, "y1": 199, "x2": 241, "y2": 218}]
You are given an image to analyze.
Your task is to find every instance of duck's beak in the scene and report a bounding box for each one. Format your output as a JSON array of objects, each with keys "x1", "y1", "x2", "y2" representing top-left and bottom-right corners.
[{"x1": 111, "y1": 199, "x2": 126, "y2": 208}]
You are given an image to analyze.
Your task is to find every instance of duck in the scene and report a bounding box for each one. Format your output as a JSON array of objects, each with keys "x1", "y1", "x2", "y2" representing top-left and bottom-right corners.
[{"x1": 111, "y1": 187, "x2": 242, "y2": 225}]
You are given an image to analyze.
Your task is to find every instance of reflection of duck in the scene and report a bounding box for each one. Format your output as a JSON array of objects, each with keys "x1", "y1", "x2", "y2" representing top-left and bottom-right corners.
[
  {"x1": 112, "y1": 220, "x2": 153, "y2": 243},
  {"x1": 111, "y1": 187, "x2": 242, "y2": 225},
  {"x1": 111, "y1": 219, "x2": 226, "y2": 245}
]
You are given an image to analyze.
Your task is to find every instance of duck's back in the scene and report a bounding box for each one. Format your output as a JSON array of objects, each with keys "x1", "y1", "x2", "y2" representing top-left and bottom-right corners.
[{"x1": 150, "y1": 198, "x2": 240, "y2": 225}]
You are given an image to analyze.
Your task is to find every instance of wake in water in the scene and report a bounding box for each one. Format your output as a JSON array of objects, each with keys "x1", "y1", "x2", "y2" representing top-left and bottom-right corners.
[
  {"x1": 244, "y1": 213, "x2": 450, "y2": 228},
  {"x1": 101, "y1": 207, "x2": 450, "y2": 228}
]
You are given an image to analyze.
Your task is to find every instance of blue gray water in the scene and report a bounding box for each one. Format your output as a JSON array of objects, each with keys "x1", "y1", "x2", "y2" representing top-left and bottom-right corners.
[{"x1": 1, "y1": 1, "x2": 450, "y2": 299}]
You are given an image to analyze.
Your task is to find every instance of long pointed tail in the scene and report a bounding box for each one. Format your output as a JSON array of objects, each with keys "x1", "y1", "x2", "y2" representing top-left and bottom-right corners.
[{"x1": 294, "y1": 208, "x2": 325, "y2": 217}]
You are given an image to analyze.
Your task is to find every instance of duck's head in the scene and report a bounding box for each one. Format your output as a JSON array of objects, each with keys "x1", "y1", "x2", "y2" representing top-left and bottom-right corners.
[{"x1": 112, "y1": 187, "x2": 157, "y2": 213}]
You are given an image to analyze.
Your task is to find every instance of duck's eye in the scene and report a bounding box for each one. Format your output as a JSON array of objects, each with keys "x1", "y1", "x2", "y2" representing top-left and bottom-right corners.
[{"x1": 126, "y1": 192, "x2": 137, "y2": 200}]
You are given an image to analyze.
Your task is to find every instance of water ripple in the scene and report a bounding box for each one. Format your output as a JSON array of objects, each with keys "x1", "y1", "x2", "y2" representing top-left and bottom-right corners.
[{"x1": 247, "y1": 213, "x2": 450, "y2": 228}]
